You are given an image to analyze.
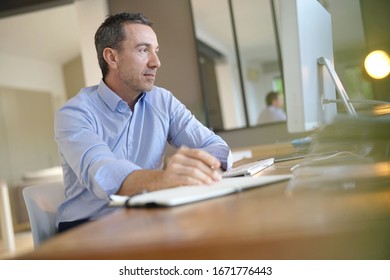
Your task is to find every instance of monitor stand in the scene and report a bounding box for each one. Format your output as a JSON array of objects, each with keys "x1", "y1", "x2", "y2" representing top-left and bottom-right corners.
[{"x1": 317, "y1": 57, "x2": 357, "y2": 116}]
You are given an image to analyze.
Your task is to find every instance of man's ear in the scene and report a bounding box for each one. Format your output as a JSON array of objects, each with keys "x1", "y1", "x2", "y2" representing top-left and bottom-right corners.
[{"x1": 103, "y1": 47, "x2": 119, "y2": 69}]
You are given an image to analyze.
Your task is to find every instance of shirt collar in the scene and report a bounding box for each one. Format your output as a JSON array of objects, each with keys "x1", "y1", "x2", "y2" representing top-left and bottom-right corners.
[
  {"x1": 97, "y1": 80, "x2": 147, "y2": 111},
  {"x1": 97, "y1": 80, "x2": 123, "y2": 111}
]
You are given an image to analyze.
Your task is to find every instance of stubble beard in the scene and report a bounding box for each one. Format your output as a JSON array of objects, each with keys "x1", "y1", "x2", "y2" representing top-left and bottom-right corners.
[{"x1": 120, "y1": 70, "x2": 155, "y2": 94}]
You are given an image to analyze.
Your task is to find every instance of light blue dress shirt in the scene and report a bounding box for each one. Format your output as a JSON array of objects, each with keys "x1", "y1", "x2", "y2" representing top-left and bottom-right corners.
[{"x1": 54, "y1": 80, "x2": 232, "y2": 226}]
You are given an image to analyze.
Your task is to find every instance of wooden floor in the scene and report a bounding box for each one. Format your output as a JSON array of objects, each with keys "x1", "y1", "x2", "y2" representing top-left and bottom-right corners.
[{"x1": 0, "y1": 231, "x2": 34, "y2": 259}]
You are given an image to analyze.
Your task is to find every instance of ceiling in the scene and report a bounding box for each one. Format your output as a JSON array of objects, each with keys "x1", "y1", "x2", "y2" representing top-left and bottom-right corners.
[
  {"x1": 0, "y1": 0, "x2": 365, "y2": 65},
  {"x1": 0, "y1": 4, "x2": 80, "y2": 64}
]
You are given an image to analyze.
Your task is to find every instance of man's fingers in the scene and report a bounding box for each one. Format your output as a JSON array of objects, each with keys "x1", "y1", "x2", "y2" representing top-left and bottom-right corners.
[
  {"x1": 166, "y1": 147, "x2": 222, "y2": 184},
  {"x1": 178, "y1": 146, "x2": 221, "y2": 169},
  {"x1": 169, "y1": 152, "x2": 221, "y2": 182},
  {"x1": 169, "y1": 160, "x2": 219, "y2": 184}
]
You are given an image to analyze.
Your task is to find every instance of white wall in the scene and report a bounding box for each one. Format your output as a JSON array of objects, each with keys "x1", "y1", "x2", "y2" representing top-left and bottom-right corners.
[
  {"x1": 74, "y1": 0, "x2": 108, "y2": 86},
  {"x1": 0, "y1": 0, "x2": 123, "y2": 185},
  {"x1": 0, "y1": 52, "x2": 67, "y2": 112},
  {"x1": 0, "y1": 53, "x2": 61, "y2": 92},
  {"x1": 0, "y1": 53, "x2": 66, "y2": 183},
  {"x1": 0, "y1": 0, "x2": 110, "y2": 118}
]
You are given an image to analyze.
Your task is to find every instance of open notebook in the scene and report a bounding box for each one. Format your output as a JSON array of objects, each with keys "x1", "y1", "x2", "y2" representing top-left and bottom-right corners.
[{"x1": 109, "y1": 174, "x2": 292, "y2": 207}]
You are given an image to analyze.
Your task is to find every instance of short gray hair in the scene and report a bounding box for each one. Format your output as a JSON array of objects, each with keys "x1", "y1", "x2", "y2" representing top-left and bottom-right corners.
[{"x1": 94, "y1": 12, "x2": 153, "y2": 78}]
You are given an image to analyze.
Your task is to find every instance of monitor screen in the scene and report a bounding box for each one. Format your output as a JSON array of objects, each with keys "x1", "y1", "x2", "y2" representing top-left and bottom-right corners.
[{"x1": 278, "y1": 0, "x2": 337, "y2": 133}]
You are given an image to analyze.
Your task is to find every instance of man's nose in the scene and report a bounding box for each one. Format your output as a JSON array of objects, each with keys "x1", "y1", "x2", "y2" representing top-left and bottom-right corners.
[{"x1": 149, "y1": 52, "x2": 161, "y2": 68}]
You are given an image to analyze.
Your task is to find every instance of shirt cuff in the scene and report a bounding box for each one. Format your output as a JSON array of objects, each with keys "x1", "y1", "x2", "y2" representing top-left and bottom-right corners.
[
  {"x1": 91, "y1": 159, "x2": 141, "y2": 198},
  {"x1": 202, "y1": 145, "x2": 233, "y2": 170}
]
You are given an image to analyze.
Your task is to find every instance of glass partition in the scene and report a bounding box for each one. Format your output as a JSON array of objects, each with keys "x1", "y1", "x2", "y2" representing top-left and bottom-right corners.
[
  {"x1": 191, "y1": 0, "x2": 247, "y2": 131},
  {"x1": 191, "y1": 0, "x2": 283, "y2": 130},
  {"x1": 231, "y1": 0, "x2": 282, "y2": 127}
]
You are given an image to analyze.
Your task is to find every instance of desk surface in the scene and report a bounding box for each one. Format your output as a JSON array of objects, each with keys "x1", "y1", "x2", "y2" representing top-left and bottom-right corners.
[{"x1": 20, "y1": 143, "x2": 390, "y2": 259}]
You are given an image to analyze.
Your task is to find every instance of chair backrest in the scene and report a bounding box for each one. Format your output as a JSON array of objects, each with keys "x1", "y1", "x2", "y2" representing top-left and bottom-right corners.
[{"x1": 22, "y1": 182, "x2": 65, "y2": 248}]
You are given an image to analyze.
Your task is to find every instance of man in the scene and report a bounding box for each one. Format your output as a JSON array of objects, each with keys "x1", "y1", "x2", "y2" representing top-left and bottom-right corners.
[
  {"x1": 257, "y1": 91, "x2": 287, "y2": 124},
  {"x1": 54, "y1": 12, "x2": 232, "y2": 232}
]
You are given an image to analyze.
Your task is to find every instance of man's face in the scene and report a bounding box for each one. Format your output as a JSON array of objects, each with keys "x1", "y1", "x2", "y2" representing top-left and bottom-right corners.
[
  {"x1": 116, "y1": 23, "x2": 161, "y2": 93},
  {"x1": 274, "y1": 95, "x2": 284, "y2": 108}
]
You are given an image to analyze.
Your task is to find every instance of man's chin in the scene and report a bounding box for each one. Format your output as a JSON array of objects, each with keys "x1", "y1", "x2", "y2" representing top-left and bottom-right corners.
[
  {"x1": 142, "y1": 86, "x2": 154, "y2": 92},
  {"x1": 143, "y1": 82, "x2": 155, "y2": 92}
]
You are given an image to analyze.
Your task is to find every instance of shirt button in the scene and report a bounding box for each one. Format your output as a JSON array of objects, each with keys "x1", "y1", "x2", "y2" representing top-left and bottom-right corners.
[{"x1": 118, "y1": 102, "x2": 129, "y2": 113}]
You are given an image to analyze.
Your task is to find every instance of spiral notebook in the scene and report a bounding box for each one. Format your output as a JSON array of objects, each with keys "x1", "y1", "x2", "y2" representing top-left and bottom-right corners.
[{"x1": 109, "y1": 174, "x2": 292, "y2": 207}]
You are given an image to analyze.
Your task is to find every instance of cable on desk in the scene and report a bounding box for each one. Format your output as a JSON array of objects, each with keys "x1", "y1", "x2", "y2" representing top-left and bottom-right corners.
[{"x1": 289, "y1": 151, "x2": 367, "y2": 172}]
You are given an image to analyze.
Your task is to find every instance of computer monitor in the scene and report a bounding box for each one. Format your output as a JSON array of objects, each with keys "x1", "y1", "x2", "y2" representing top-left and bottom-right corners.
[{"x1": 278, "y1": 0, "x2": 338, "y2": 133}]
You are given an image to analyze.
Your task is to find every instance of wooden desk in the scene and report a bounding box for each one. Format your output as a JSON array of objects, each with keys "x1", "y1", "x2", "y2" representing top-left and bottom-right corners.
[{"x1": 20, "y1": 143, "x2": 390, "y2": 260}]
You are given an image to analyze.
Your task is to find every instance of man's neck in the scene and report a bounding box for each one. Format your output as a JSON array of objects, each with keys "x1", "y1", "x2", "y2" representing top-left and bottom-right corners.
[{"x1": 103, "y1": 77, "x2": 141, "y2": 109}]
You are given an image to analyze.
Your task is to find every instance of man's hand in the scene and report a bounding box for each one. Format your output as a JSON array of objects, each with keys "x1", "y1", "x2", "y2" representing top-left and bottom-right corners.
[
  {"x1": 163, "y1": 146, "x2": 222, "y2": 185},
  {"x1": 117, "y1": 147, "x2": 222, "y2": 196}
]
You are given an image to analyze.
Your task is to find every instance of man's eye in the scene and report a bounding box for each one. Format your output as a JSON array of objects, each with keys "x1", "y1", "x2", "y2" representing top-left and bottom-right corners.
[{"x1": 140, "y1": 48, "x2": 148, "y2": 53}]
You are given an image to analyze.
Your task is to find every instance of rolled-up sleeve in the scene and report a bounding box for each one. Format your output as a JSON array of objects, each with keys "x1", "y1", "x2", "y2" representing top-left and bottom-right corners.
[
  {"x1": 167, "y1": 94, "x2": 233, "y2": 170},
  {"x1": 55, "y1": 105, "x2": 140, "y2": 199}
]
